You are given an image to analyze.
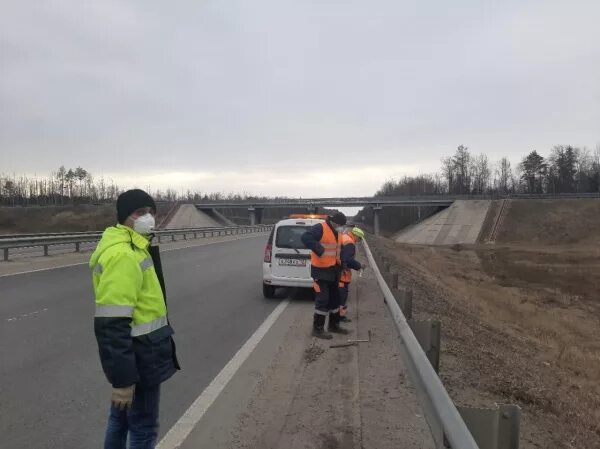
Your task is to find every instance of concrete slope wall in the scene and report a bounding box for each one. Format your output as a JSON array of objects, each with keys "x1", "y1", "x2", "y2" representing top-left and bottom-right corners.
[
  {"x1": 164, "y1": 204, "x2": 221, "y2": 228},
  {"x1": 394, "y1": 200, "x2": 491, "y2": 245}
]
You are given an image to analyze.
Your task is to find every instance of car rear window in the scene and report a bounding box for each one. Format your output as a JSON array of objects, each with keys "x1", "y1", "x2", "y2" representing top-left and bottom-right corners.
[{"x1": 275, "y1": 226, "x2": 307, "y2": 249}]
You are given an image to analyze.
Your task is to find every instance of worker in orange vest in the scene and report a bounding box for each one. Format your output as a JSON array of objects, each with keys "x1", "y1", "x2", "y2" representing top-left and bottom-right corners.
[
  {"x1": 339, "y1": 227, "x2": 366, "y2": 322},
  {"x1": 301, "y1": 212, "x2": 349, "y2": 339}
]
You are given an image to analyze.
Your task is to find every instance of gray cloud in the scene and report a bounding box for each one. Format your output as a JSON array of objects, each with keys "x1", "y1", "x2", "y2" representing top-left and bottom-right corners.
[{"x1": 1, "y1": 0, "x2": 599, "y2": 194}]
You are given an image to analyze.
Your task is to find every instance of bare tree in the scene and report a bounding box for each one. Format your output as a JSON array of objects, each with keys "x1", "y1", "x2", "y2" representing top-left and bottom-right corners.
[
  {"x1": 471, "y1": 153, "x2": 491, "y2": 194},
  {"x1": 495, "y1": 157, "x2": 513, "y2": 194}
]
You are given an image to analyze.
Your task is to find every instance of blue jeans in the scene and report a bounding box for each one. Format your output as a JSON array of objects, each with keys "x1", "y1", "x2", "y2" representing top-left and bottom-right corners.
[{"x1": 104, "y1": 384, "x2": 161, "y2": 449}]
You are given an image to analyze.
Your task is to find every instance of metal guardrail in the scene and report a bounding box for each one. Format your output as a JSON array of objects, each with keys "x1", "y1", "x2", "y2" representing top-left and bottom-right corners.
[
  {"x1": 0, "y1": 225, "x2": 273, "y2": 261},
  {"x1": 362, "y1": 238, "x2": 520, "y2": 449},
  {"x1": 0, "y1": 226, "x2": 248, "y2": 240},
  {"x1": 362, "y1": 238, "x2": 480, "y2": 449}
]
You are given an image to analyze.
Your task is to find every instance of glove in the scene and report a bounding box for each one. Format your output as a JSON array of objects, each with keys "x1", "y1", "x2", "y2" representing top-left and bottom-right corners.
[{"x1": 111, "y1": 385, "x2": 135, "y2": 410}]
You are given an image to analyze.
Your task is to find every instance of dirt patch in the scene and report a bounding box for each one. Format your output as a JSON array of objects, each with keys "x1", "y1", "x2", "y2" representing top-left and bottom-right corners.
[
  {"x1": 304, "y1": 345, "x2": 325, "y2": 364},
  {"x1": 369, "y1": 236, "x2": 600, "y2": 449},
  {"x1": 318, "y1": 433, "x2": 340, "y2": 449}
]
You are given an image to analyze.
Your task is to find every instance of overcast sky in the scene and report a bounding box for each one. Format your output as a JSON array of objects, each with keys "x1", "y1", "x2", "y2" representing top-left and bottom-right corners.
[{"x1": 1, "y1": 0, "x2": 599, "y2": 197}]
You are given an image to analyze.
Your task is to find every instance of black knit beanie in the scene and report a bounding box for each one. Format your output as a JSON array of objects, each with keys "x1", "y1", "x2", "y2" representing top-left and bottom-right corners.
[
  {"x1": 116, "y1": 189, "x2": 156, "y2": 224},
  {"x1": 330, "y1": 211, "x2": 347, "y2": 226}
]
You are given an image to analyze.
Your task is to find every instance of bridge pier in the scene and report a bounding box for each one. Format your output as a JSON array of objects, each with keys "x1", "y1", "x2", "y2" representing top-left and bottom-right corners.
[
  {"x1": 248, "y1": 207, "x2": 263, "y2": 225},
  {"x1": 373, "y1": 206, "x2": 382, "y2": 236}
]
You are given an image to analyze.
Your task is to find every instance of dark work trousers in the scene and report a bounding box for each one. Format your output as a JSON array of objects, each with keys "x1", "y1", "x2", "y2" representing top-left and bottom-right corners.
[
  {"x1": 104, "y1": 384, "x2": 161, "y2": 449},
  {"x1": 338, "y1": 282, "x2": 350, "y2": 310},
  {"x1": 313, "y1": 279, "x2": 341, "y2": 316}
]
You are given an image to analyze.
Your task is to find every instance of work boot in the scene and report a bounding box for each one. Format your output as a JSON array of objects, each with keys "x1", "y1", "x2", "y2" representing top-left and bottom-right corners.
[
  {"x1": 328, "y1": 312, "x2": 350, "y2": 334},
  {"x1": 312, "y1": 313, "x2": 332, "y2": 340}
]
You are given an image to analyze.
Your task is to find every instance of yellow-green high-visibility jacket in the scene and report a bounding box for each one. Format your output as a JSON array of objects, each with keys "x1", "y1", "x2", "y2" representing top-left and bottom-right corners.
[{"x1": 90, "y1": 224, "x2": 179, "y2": 388}]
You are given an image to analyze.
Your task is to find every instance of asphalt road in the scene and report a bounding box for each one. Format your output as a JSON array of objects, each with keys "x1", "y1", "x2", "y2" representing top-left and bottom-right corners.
[{"x1": 0, "y1": 235, "x2": 278, "y2": 448}]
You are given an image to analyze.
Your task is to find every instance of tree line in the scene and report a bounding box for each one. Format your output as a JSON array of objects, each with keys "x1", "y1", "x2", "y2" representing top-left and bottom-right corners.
[
  {"x1": 375, "y1": 143, "x2": 600, "y2": 197},
  {"x1": 2, "y1": 143, "x2": 599, "y2": 206},
  {"x1": 0, "y1": 166, "x2": 277, "y2": 206}
]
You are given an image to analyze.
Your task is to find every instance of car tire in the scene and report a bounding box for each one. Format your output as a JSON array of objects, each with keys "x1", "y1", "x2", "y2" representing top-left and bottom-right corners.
[{"x1": 263, "y1": 283, "x2": 276, "y2": 299}]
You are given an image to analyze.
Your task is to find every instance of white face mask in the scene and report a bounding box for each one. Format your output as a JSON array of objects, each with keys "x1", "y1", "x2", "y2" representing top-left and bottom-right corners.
[{"x1": 133, "y1": 213, "x2": 155, "y2": 235}]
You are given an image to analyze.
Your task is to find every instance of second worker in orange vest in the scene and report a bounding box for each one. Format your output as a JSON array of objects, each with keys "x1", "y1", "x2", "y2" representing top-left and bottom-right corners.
[
  {"x1": 301, "y1": 212, "x2": 350, "y2": 339},
  {"x1": 339, "y1": 226, "x2": 366, "y2": 322}
]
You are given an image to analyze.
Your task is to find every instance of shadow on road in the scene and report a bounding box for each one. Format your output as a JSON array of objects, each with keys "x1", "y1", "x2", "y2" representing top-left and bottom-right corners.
[{"x1": 269, "y1": 287, "x2": 314, "y2": 302}]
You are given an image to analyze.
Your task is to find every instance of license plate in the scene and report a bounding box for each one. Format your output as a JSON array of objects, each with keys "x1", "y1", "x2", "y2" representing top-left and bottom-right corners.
[{"x1": 278, "y1": 258, "x2": 306, "y2": 267}]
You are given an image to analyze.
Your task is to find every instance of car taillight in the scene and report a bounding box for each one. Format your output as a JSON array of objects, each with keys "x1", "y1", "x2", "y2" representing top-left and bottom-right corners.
[{"x1": 264, "y1": 243, "x2": 272, "y2": 263}]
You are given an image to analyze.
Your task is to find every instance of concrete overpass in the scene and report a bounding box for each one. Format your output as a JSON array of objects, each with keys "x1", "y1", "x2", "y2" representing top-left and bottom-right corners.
[
  {"x1": 195, "y1": 196, "x2": 457, "y2": 234},
  {"x1": 195, "y1": 193, "x2": 600, "y2": 234}
]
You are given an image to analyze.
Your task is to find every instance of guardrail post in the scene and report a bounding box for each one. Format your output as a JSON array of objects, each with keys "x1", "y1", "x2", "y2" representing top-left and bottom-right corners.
[
  {"x1": 171, "y1": 235, "x2": 176, "y2": 242},
  {"x1": 3, "y1": 248, "x2": 8, "y2": 261},
  {"x1": 44, "y1": 245, "x2": 49, "y2": 257},
  {"x1": 408, "y1": 320, "x2": 441, "y2": 373},
  {"x1": 158, "y1": 235, "x2": 162, "y2": 244},
  {"x1": 456, "y1": 404, "x2": 521, "y2": 449},
  {"x1": 75, "y1": 242, "x2": 80, "y2": 252},
  {"x1": 183, "y1": 233, "x2": 187, "y2": 240},
  {"x1": 193, "y1": 232, "x2": 197, "y2": 239},
  {"x1": 392, "y1": 287, "x2": 413, "y2": 319}
]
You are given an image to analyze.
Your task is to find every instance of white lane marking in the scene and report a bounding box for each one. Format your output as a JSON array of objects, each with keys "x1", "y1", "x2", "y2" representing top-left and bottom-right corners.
[
  {"x1": 0, "y1": 234, "x2": 267, "y2": 278},
  {"x1": 157, "y1": 299, "x2": 290, "y2": 449},
  {"x1": 6, "y1": 307, "x2": 49, "y2": 322}
]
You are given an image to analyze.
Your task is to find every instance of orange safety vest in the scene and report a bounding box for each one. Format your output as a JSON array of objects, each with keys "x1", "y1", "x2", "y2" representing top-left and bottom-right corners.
[
  {"x1": 340, "y1": 233, "x2": 356, "y2": 284},
  {"x1": 311, "y1": 223, "x2": 341, "y2": 269}
]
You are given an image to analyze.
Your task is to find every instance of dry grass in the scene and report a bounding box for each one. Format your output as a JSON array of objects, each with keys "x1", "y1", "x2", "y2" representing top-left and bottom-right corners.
[
  {"x1": 0, "y1": 202, "x2": 175, "y2": 233},
  {"x1": 370, "y1": 237, "x2": 600, "y2": 449}
]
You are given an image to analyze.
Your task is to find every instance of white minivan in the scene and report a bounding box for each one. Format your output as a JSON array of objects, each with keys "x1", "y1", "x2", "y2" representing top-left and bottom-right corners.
[{"x1": 262, "y1": 215, "x2": 327, "y2": 298}]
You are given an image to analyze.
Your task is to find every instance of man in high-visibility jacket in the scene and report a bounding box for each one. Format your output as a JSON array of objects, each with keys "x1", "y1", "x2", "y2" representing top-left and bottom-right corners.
[
  {"x1": 301, "y1": 212, "x2": 350, "y2": 339},
  {"x1": 339, "y1": 226, "x2": 366, "y2": 322},
  {"x1": 90, "y1": 189, "x2": 179, "y2": 449}
]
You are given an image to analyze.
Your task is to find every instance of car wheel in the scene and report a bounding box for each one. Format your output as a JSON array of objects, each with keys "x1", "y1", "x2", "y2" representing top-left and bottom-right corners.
[{"x1": 263, "y1": 283, "x2": 276, "y2": 298}]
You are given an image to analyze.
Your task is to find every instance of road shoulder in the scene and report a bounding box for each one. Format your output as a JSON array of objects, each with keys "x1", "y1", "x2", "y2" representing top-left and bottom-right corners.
[{"x1": 175, "y1": 266, "x2": 434, "y2": 448}]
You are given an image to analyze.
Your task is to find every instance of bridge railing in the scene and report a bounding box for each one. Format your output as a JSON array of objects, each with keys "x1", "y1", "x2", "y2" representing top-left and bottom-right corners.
[
  {"x1": 362, "y1": 238, "x2": 520, "y2": 449},
  {"x1": 0, "y1": 225, "x2": 273, "y2": 261},
  {"x1": 192, "y1": 192, "x2": 600, "y2": 208}
]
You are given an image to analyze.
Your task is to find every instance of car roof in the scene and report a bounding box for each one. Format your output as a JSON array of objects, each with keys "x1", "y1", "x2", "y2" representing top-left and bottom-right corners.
[{"x1": 274, "y1": 218, "x2": 324, "y2": 227}]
